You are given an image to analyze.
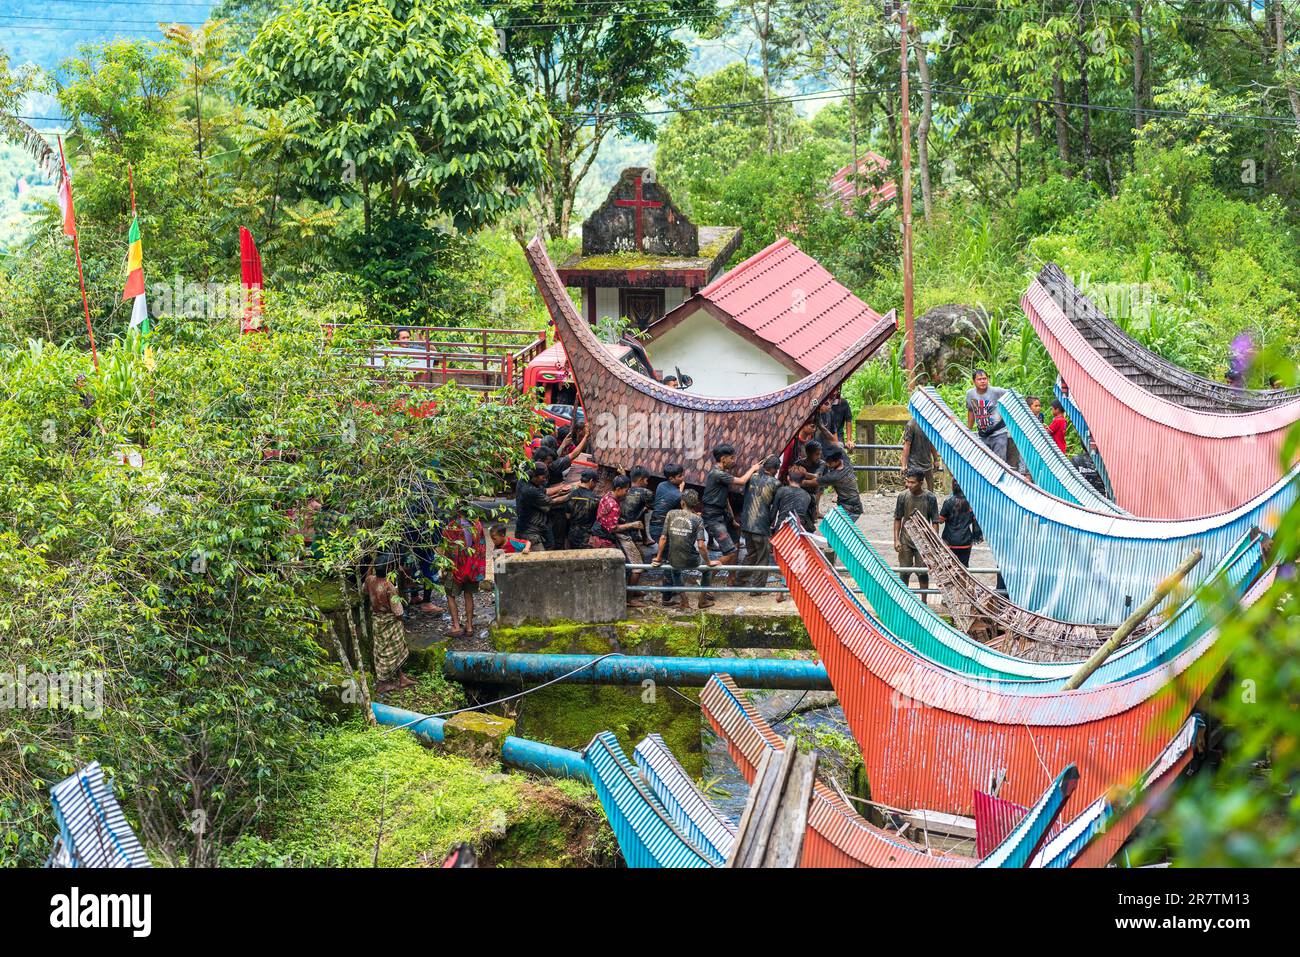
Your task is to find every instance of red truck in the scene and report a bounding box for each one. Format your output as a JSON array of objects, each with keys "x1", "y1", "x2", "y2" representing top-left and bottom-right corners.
[{"x1": 338, "y1": 324, "x2": 654, "y2": 467}]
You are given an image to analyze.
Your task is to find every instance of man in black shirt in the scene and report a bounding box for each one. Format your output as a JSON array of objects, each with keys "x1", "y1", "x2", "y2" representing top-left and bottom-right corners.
[
  {"x1": 826, "y1": 393, "x2": 852, "y2": 444},
  {"x1": 894, "y1": 467, "x2": 940, "y2": 599},
  {"x1": 534, "y1": 449, "x2": 569, "y2": 546},
  {"x1": 794, "y1": 440, "x2": 825, "y2": 526},
  {"x1": 771, "y1": 466, "x2": 814, "y2": 534},
  {"x1": 815, "y1": 446, "x2": 863, "y2": 519},
  {"x1": 514, "y1": 464, "x2": 552, "y2": 550},
  {"x1": 738, "y1": 456, "x2": 781, "y2": 593},
  {"x1": 564, "y1": 470, "x2": 601, "y2": 548},
  {"x1": 648, "y1": 463, "x2": 685, "y2": 543},
  {"x1": 619, "y1": 466, "x2": 654, "y2": 595},
  {"x1": 652, "y1": 490, "x2": 718, "y2": 609},
  {"x1": 620, "y1": 466, "x2": 654, "y2": 536},
  {"x1": 900, "y1": 417, "x2": 941, "y2": 492},
  {"x1": 702, "y1": 444, "x2": 761, "y2": 581}
]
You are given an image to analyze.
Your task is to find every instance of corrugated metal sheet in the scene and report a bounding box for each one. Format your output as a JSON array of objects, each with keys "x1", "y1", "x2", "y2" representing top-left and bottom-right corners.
[
  {"x1": 820, "y1": 506, "x2": 1264, "y2": 689},
  {"x1": 771, "y1": 518, "x2": 1275, "y2": 816},
  {"x1": 912, "y1": 386, "x2": 1296, "y2": 624},
  {"x1": 1023, "y1": 279, "x2": 1300, "y2": 517},
  {"x1": 975, "y1": 765, "x2": 1077, "y2": 868},
  {"x1": 633, "y1": 733, "x2": 735, "y2": 865},
  {"x1": 974, "y1": 789, "x2": 1059, "y2": 859},
  {"x1": 998, "y1": 390, "x2": 1127, "y2": 513},
  {"x1": 827, "y1": 152, "x2": 897, "y2": 213},
  {"x1": 523, "y1": 237, "x2": 895, "y2": 484},
  {"x1": 1031, "y1": 714, "x2": 1203, "y2": 868},
  {"x1": 1039, "y1": 264, "x2": 1300, "y2": 411},
  {"x1": 700, "y1": 675, "x2": 975, "y2": 868},
  {"x1": 582, "y1": 732, "x2": 714, "y2": 868}
]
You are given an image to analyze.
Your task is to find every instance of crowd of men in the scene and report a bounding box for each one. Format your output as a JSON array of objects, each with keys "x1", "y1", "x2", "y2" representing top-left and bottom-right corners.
[
  {"x1": 512, "y1": 374, "x2": 1109, "y2": 608},
  {"x1": 512, "y1": 394, "x2": 859, "y2": 608}
]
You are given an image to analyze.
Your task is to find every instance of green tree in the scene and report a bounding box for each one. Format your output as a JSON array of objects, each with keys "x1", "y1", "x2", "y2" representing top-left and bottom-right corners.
[
  {"x1": 487, "y1": 0, "x2": 718, "y2": 239},
  {"x1": 237, "y1": 0, "x2": 553, "y2": 234},
  {"x1": 0, "y1": 310, "x2": 540, "y2": 866},
  {"x1": 655, "y1": 63, "x2": 799, "y2": 213}
]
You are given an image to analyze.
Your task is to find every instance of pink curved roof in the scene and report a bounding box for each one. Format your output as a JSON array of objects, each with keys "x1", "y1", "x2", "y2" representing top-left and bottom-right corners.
[{"x1": 1022, "y1": 280, "x2": 1300, "y2": 518}]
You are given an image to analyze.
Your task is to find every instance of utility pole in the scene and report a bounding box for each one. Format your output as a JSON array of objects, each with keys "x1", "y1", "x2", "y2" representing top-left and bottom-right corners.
[{"x1": 894, "y1": 1, "x2": 916, "y2": 389}]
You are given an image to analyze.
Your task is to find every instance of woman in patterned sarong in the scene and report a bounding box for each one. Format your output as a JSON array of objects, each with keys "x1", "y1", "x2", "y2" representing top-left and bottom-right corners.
[{"x1": 365, "y1": 558, "x2": 414, "y2": 693}]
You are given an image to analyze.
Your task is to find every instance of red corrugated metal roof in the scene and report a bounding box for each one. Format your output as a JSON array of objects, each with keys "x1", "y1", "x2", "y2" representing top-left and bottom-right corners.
[
  {"x1": 827, "y1": 152, "x2": 896, "y2": 213},
  {"x1": 681, "y1": 237, "x2": 887, "y2": 373}
]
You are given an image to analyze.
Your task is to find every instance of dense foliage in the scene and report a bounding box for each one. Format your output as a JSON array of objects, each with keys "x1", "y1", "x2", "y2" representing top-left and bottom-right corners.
[
  {"x1": 2, "y1": 0, "x2": 1299, "y2": 868},
  {"x1": 0, "y1": 306, "x2": 539, "y2": 866}
]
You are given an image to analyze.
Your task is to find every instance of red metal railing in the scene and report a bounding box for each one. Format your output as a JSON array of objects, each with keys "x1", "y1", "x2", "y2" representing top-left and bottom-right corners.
[{"x1": 325, "y1": 324, "x2": 546, "y2": 393}]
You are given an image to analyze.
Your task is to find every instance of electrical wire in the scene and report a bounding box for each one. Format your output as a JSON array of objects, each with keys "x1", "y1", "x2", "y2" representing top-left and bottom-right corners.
[{"x1": 379, "y1": 651, "x2": 629, "y2": 733}]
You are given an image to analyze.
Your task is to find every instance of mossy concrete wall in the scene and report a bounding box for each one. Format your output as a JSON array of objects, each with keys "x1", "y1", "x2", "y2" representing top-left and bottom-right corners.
[
  {"x1": 491, "y1": 612, "x2": 810, "y2": 656},
  {"x1": 495, "y1": 549, "x2": 626, "y2": 626}
]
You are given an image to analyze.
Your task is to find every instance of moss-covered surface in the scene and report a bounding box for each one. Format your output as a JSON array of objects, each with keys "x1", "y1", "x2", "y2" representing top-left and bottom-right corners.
[
  {"x1": 300, "y1": 576, "x2": 357, "y2": 615},
  {"x1": 511, "y1": 681, "x2": 703, "y2": 777},
  {"x1": 697, "y1": 612, "x2": 812, "y2": 651},
  {"x1": 492, "y1": 617, "x2": 704, "y2": 655},
  {"x1": 482, "y1": 778, "x2": 621, "y2": 868},
  {"x1": 221, "y1": 723, "x2": 614, "y2": 868},
  {"x1": 491, "y1": 612, "x2": 809, "y2": 654}
]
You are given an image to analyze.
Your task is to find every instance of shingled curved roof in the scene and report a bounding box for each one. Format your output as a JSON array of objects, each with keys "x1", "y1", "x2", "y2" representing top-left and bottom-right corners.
[
  {"x1": 1037, "y1": 263, "x2": 1300, "y2": 411},
  {"x1": 1023, "y1": 278, "x2": 1300, "y2": 517},
  {"x1": 524, "y1": 236, "x2": 895, "y2": 482}
]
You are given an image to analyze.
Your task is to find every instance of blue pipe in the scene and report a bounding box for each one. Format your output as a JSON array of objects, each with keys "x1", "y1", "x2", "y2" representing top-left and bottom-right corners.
[
  {"x1": 373, "y1": 703, "x2": 445, "y2": 742},
  {"x1": 500, "y1": 737, "x2": 589, "y2": 780},
  {"x1": 372, "y1": 702, "x2": 590, "y2": 782},
  {"x1": 443, "y1": 651, "x2": 832, "y2": 691}
]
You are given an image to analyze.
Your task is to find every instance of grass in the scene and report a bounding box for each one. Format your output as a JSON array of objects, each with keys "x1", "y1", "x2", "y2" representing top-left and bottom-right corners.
[{"x1": 220, "y1": 721, "x2": 610, "y2": 868}]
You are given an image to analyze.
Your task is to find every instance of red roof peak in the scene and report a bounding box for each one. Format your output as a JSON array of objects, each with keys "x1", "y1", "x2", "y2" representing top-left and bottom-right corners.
[{"x1": 648, "y1": 236, "x2": 884, "y2": 374}]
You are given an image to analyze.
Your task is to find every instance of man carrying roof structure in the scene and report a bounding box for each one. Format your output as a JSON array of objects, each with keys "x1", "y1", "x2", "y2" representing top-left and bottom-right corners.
[{"x1": 966, "y1": 369, "x2": 1009, "y2": 462}]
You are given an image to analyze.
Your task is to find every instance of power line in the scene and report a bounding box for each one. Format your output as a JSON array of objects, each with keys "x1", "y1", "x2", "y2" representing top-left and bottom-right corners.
[
  {"x1": 0, "y1": 13, "x2": 211, "y2": 26},
  {"x1": 571, "y1": 78, "x2": 1300, "y2": 129},
  {"x1": 930, "y1": 81, "x2": 1300, "y2": 126}
]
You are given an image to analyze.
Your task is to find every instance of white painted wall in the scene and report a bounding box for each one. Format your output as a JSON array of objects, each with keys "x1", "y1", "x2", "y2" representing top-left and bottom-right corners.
[{"x1": 648, "y1": 311, "x2": 799, "y2": 398}]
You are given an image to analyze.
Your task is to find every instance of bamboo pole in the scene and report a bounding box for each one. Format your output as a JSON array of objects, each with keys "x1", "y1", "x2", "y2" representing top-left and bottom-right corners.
[
  {"x1": 58, "y1": 137, "x2": 98, "y2": 371},
  {"x1": 1063, "y1": 549, "x2": 1204, "y2": 690}
]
